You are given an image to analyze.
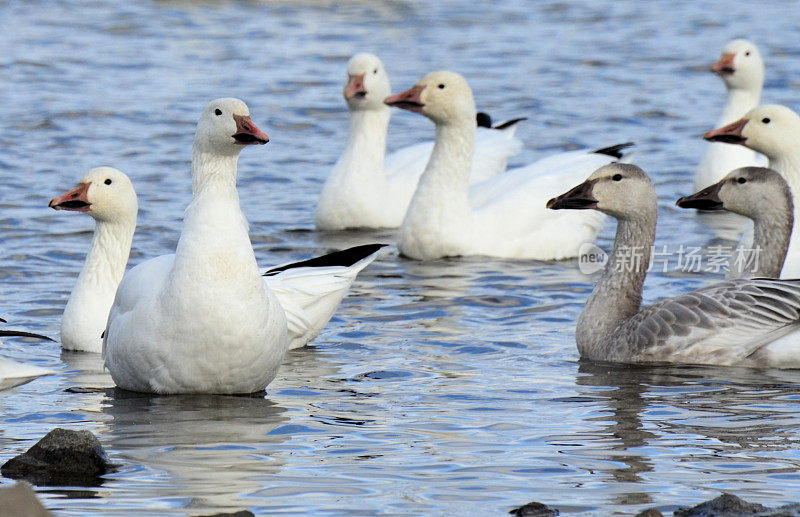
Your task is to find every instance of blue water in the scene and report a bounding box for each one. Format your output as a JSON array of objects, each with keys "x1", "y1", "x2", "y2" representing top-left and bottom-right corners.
[{"x1": 2, "y1": 0, "x2": 800, "y2": 514}]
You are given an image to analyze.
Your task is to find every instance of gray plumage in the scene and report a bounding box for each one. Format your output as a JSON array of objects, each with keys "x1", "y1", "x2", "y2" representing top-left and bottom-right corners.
[
  {"x1": 677, "y1": 167, "x2": 793, "y2": 278},
  {"x1": 548, "y1": 163, "x2": 800, "y2": 368}
]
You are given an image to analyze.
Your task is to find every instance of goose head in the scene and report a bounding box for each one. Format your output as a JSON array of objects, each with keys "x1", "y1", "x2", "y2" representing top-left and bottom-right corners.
[
  {"x1": 546, "y1": 163, "x2": 656, "y2": 221},
  {"x1": 49, "y1": 167, "x2": 138, "y2": 223},
  {"x1": 384, "y1": 71, "x2": 476, "y2": 126},
  {"x1": 193, "y1": 98, "x2": 268, "y2": 156},
  {"x1": 704, "y1": 104, "x2": 800, "y2": 161},
  {"x1": 677, "y1": 166, "x2": 791, "y2": 218},
  {"x1": 710, "y1": 39, "x2": 764, "y2": 92},
  {"x1": 343, "y1": 53, "x2": 391, "y2": 111}
]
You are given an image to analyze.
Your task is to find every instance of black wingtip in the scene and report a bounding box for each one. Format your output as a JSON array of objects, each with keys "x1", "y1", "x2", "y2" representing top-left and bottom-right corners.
[
  {"x1": 476, "y1": 112, "x2": 493, "y2": 128},
  {"x1": 593, "y1": 142, "x2": 635, "y2": 159},
  {"x1": 0, "y1": 317, "x2": 6, "y2": 324},
  {"x1": 0, "y1": 330, "x2": 55, "y2": 342},
  {"x1": 493, "y1": 117, "x2": 527, "y2": 130},
  {"x1": 264, "y1": 244, "x2": 387, "y2": 276}
]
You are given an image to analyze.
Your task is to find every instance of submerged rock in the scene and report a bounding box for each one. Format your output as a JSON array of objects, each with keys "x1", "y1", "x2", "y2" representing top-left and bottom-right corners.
[
  {"x1": 1, "y1": 428, "x2": 114, "y2": 486},
  {"x1": 634, "y1": 509, "x2": 664, "y2": 517},
  {"x1": 0, "y1": 481, "x2": 52, "y2": 516},
  {"x1": 509, "y1": 501, "x2": 559, "y2": 516},
  {"x1": 674, "y1": 493, "x2": 800, "y2": 516}
]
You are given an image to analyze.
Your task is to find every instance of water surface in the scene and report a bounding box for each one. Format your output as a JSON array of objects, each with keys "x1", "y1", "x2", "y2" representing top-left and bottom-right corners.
[{"x1": 2, "y1": 0, "x2": 800, "y2": 514}]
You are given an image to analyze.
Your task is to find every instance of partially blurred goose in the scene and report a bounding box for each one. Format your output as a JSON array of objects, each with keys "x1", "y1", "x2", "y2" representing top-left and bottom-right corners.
[{"x1": 695, "y1": 39, "x2": 766, "y2": 191}]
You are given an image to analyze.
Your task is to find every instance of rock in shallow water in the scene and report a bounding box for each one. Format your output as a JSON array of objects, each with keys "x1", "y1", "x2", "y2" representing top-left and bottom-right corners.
[
  {"x1": 509, "y1": 501, "x2": 559, "y2": 516},
  {"x1": 673, "y1": 493, "x2": 800, "y2": 516},
  {"x1": 0, "y1": 481, "x2": 52, "y2": 516},
  {"x1": 1, "y1": 428, "x2": 114, "y2": 486}
]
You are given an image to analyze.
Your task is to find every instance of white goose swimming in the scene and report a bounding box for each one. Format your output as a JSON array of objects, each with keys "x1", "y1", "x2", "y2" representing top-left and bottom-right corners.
[
  {"x1": 101, "y1": 99, "x2": 380, "y2": 394},
  {"x1": 0, "y1": 319, "x2": 55, "y2": 391},
  {"x1": 50, "y1": 167, "x2": 137, "y2": 353},
  {"x1": 51, "y1": 168, "x2": 382, "y2": 356},
  {"x1": 384, "y1": 70, "x2": 632, "y2": 260},
  {"x1": 315, "y1": 53, "x2": 524, "y2": 230},
  {"x1": 547, "y1": 163, "x2": 800, "y2": 368},
  {"x1": 694, "y1": 39, "x2": 766, "y2": 191},
  {"x1": 704, "y1": 104, "x2": 800, "y2": 277},
  {"x1": 678, "y1": 167, "x2": 792, "y2": 278}
]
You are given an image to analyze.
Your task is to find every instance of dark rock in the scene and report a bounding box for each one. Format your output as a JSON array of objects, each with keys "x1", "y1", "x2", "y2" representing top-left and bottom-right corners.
[
  {"x1": 673, "y1": 493, "x2": 799, "y2": 516},
  {"x1": 509, "y1": 501, "x2": 559, "y2": 516},
  {"x1": 0, "y1": 481, "x2": 52, "y2": 516},
  {"x1": 634, "y1": 509, "x2": 664, "y2": 517},
  {"x1": 1, "y1": 428, "x2": 114, "y2": 486}
]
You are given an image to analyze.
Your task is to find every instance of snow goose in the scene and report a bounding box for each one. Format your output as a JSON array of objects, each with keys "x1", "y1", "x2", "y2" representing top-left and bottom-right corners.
[
  {"x1": 49, "y1": 167, "x2": 137, "y2": 353},
  {"x1": 101, "y1": 98, "x2": 380, "y2": 394},
  {"x1": 384, "y1": 70, "x2": 632, "y2": 260},
  {"x1": 315, "y1": 52, "x2": 524, "y2": 230},
  {"x1": 677, "y1": 167, "x2": 792, "y2": 278},
  {"x1": 0, "y1": 324, "x2": 55, "y2": 391},
  {"x1": 547, "y1": 163, "x2": 800, "y2": 367},
  {"x1": 51, "y1": 168, "x2": 382, "y2": 355},
  {"x1": 704, "y1": 104, "x2": 800, "y2": 277},
  {"x1": 695, "y1": 39, "x2": 766, "y2": 191}
]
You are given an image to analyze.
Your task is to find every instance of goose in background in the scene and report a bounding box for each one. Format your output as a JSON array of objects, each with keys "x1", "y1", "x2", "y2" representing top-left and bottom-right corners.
[
  {"x1": 704, "y1": 104, "x2": 800, "y2": 277},
  {"x1": 0, "y1": 319, "x2": 55, "y2": 391},
  {"x1": 384, "y1": 70, "x2": 632, "y2": 260},
  {"x1": 695, "y1": 39, "x2": 766, "y2": 192},
  {"x1": 315, "y1": 52, "x2": 524, "y2": 230},
  {"x1": 102, "y1": 99, "x2": 381, "y2": 394},
  {"x1": 547, "y1": 163, "x2": 800, "y2": 368},
  {"x1": 677, "y1": 167, "x2": 792, "y2": 278},
  {"x1": 51, "y1": 169, "x2": 383, "y2": 354},
  {"x1": 49, "y1": 167, "x2": 137, "y2": 353}
]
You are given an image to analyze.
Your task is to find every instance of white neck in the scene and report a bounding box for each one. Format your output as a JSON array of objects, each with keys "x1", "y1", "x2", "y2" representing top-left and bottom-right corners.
[
  {"x1": 336, "y1": 107, "x2": 390, "y2": 183},
  {"x1": 718, "y1": 86, "x2": 761, "y2": 126},
  {"x1": 170, "y1": 145, "x2": 259, "y2": 290},
  {"x1": 61, "y1": 216, "x2": 135, "y2": 351},
  {"x1": 398, "y1": 119, "x2": 474, "y2": 258}
]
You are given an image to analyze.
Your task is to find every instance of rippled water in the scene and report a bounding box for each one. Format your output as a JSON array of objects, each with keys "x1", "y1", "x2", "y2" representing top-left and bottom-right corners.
[{"x1": 2, "y1": 0, "x2": 800, "y2": 514}]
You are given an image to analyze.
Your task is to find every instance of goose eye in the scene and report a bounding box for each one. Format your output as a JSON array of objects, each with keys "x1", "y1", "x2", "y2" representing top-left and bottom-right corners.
[
  {"x1": 737, "y1": 177, "x2": 747, "y2": 184},
  {"x1": 373, "y1": 68, "x2": 378, "y2": 74},
  {"x1": 762, "y1": 117, "x2": 771, "y2": 124},
  {"x1": 214, "y1": 109, "x2": 222, "y2": 116},
  {"x1": 612, "y1": 174, "x2": 622, "y2": 181},
  {"x1": 438, "y1": 84, "x2": 445, "y2": 89},
  {"x1": 104, "y1": 179, "x2": 112, "y2": 185},
  {"x1": 745, "y1": 51, "x2": 751, "y2": 56}
]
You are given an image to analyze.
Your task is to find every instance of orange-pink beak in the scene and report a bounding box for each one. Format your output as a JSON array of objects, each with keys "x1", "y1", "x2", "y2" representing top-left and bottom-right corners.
[
  {"x1": 232, "y1": 114, "x2": 269, "y2": 145},
  {"x1": 384, "y1": 85, "x2": 426, "y2": 113},
  {"x1": 703, "y1": 118, "x2": 749, "y2": 144},
  {"x1": 344, "y1": 73, "x2": 367, "y2": 100},
  {"x1": 711, "y1": 53, "x2": 736, "y2": 76},
  {"x1": 49, "y1": 182, "x2": 91, "y2": 212}
]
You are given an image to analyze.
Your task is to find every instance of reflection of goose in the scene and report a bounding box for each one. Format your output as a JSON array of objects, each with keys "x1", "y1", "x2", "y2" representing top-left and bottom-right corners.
[
  {"x1": 101, "y1": 390, "x2": 289, "y2": 512},
  {"x1": 575, "y1": 360, "x2": 800, "y2": 511}
]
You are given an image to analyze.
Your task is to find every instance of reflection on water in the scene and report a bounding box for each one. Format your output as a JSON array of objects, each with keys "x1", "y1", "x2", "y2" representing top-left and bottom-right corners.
[{"x1": 3, "y1": 0, "x2": 800, "y2": 514}]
